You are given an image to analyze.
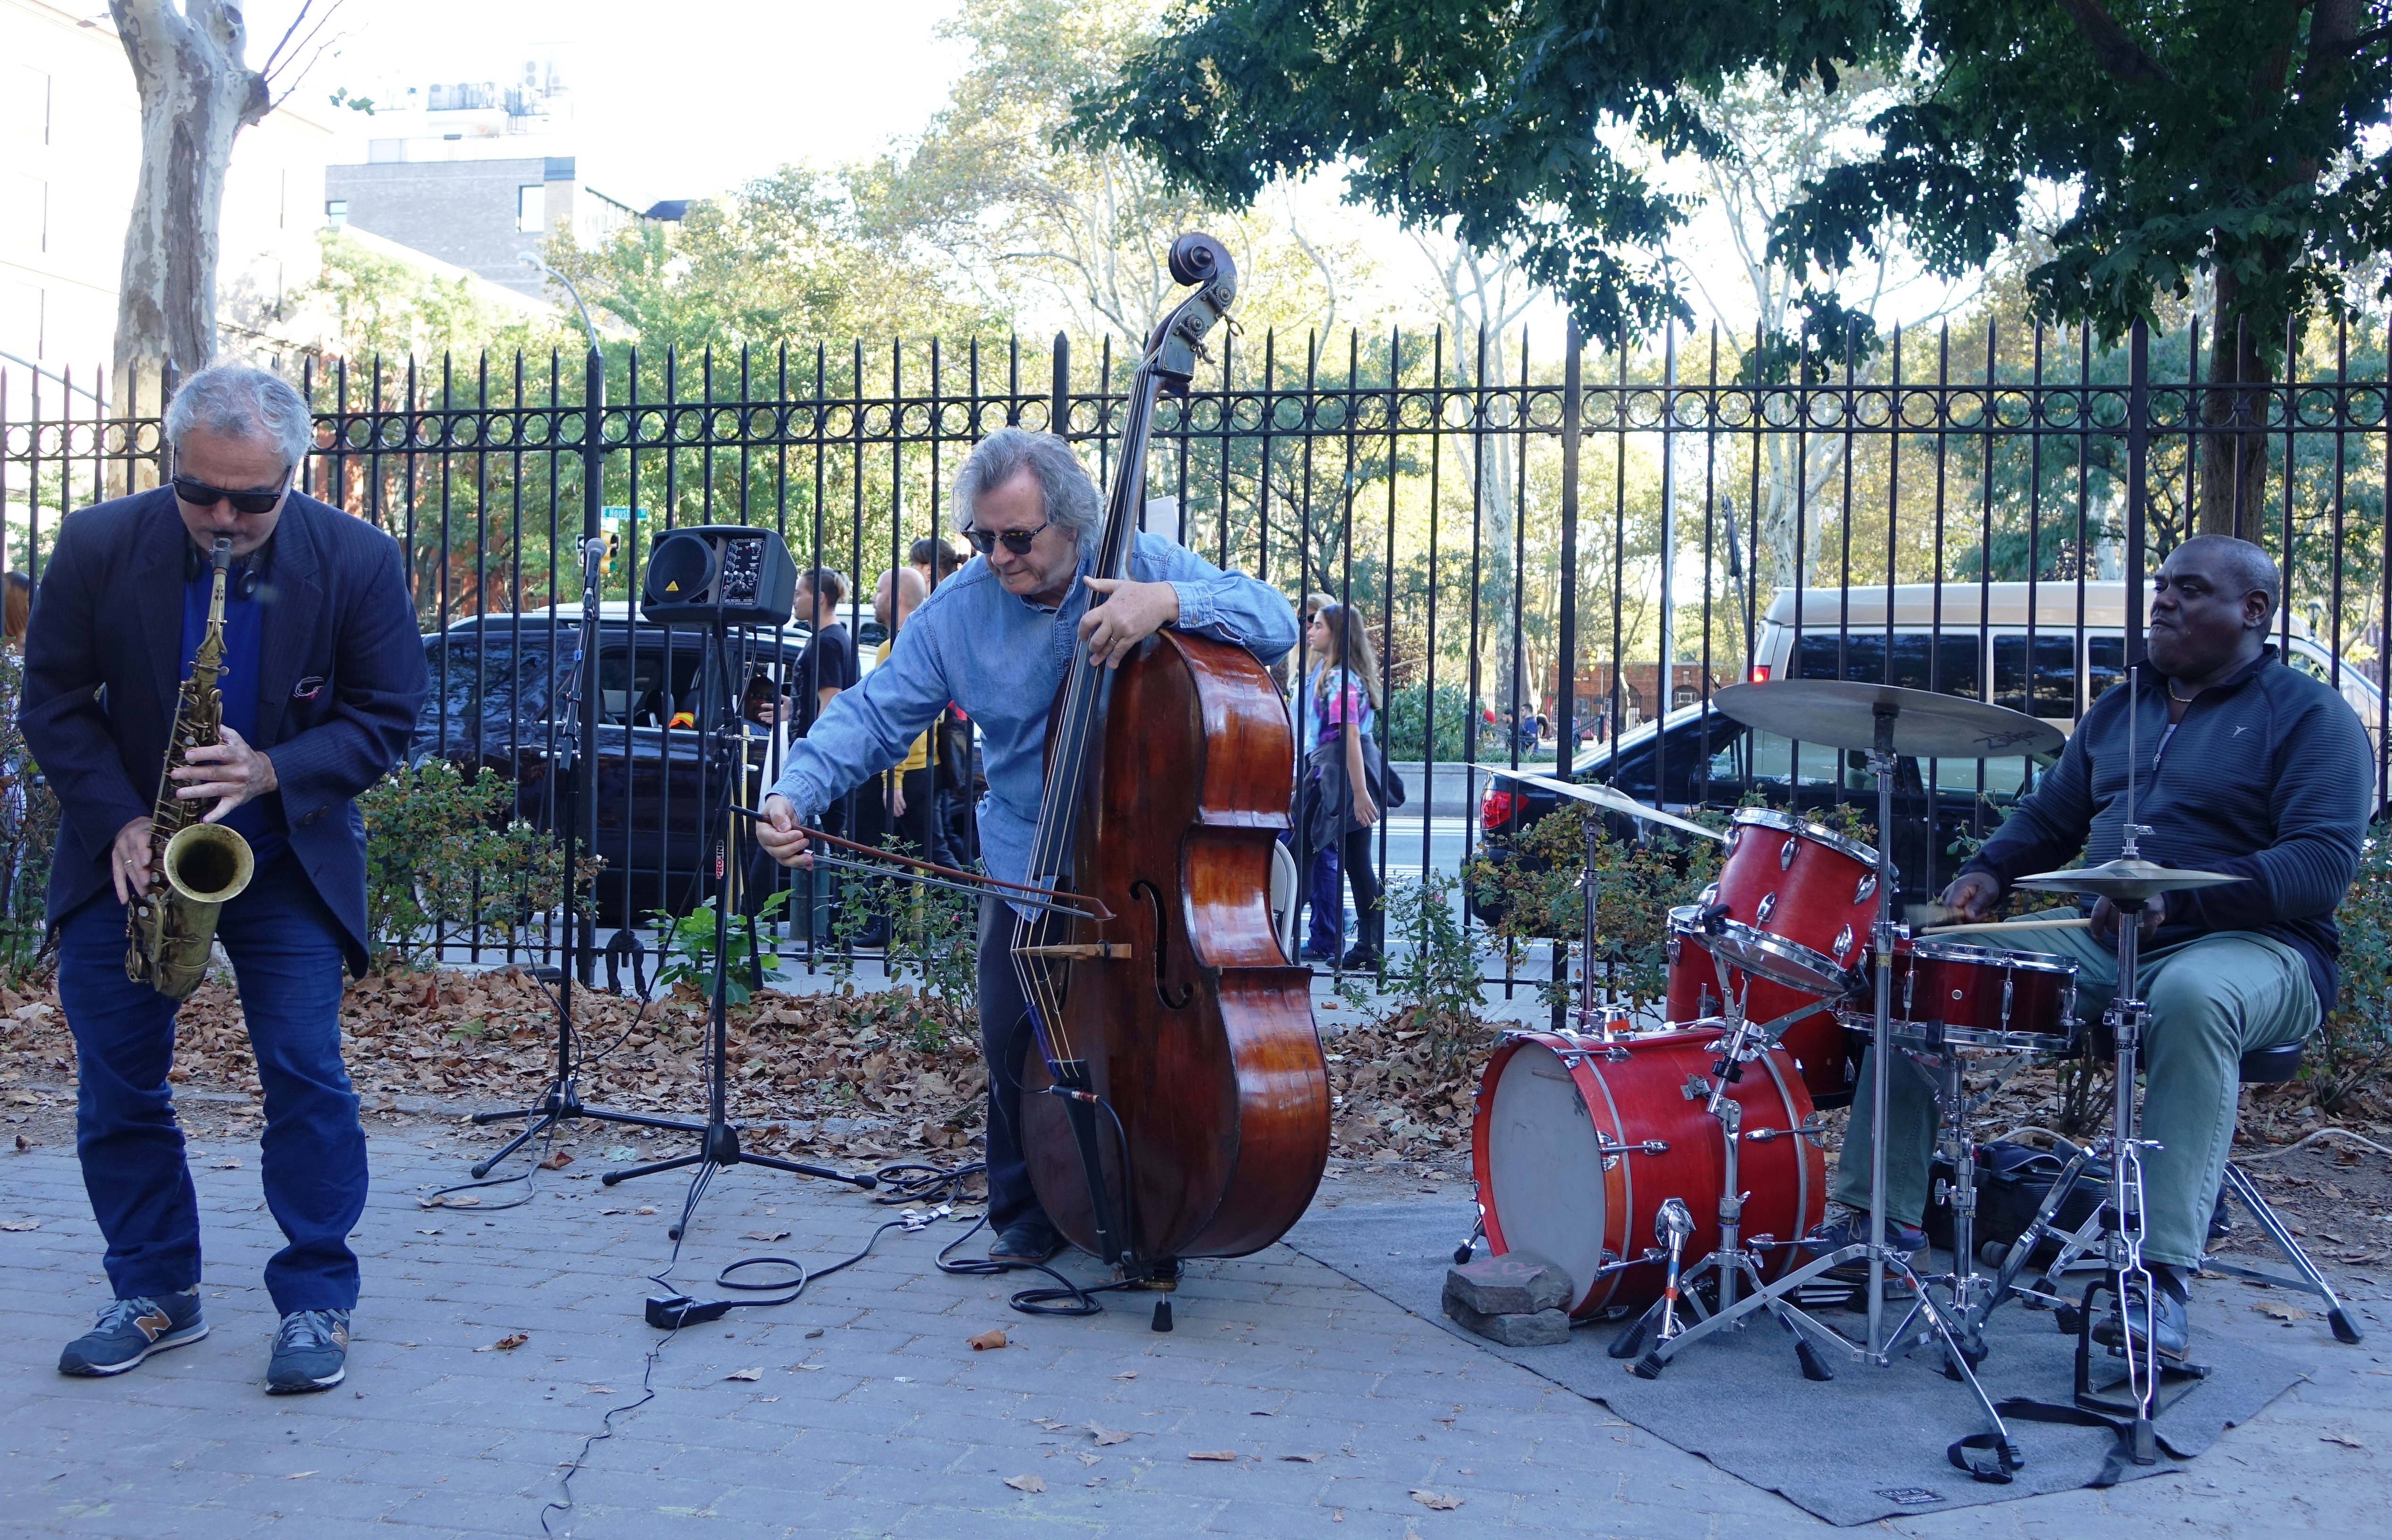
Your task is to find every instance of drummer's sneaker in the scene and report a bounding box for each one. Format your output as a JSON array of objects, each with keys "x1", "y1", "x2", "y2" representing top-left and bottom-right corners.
[
  {"x1": 58, "y1": 1290, "x2": 208, "y2": 1376},
  {"x1": 266, "y1": 1308, "x2": 350, "y2": 1394},
  {"x1": 2092, "y1": 1268, "x2": 2192, "y2": 1364},
  {"x1": 1800, "y1": 1204, "x2": 1925, "y2": 1284}
]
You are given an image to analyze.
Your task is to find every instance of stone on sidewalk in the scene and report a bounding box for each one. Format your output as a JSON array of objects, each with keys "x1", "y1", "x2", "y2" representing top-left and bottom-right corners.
[
  {"x1": 1442, "y1": 1251, "x2": 1574, "y2": 1346},
  {"x1": 1443, "y1": 1250, "x2": 1572, "y2": 1315}
]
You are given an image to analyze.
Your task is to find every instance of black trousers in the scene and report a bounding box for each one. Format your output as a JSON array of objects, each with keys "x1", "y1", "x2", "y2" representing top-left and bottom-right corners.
[{"x1": 976, "y1": 897, "x2": 1048, "y2": 1235}]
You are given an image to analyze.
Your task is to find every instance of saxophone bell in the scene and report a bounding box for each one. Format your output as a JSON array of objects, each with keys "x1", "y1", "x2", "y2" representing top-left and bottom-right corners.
[{"x1": 161, "y1": 821, "x2": 255, "y2": 906}]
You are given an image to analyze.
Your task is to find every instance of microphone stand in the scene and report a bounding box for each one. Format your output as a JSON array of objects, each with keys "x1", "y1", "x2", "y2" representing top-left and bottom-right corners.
[
  {"x1": 471, "y1": 537, "x2": 691, "y2": 1174},
  {"x1": 599, "y1": 607, "x2": 875, "y2": 1230}
]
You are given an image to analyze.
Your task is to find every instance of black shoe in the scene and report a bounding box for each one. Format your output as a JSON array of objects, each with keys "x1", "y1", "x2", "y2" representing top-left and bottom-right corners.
[
  {"x1": 1801, "y1": 1211, "x2": 1925, "y2": 1283},
  {"x1": 2092, "y1": 1276, "x2": 2191, "y2": 1364},
  {"x1": 266, "y1": 1308, "x2": 350, "y2": 1394},
  {"x1": 989, "y1": 1221, "x2": 1061, "y2": 1266},
  {"x1": 58, "y1": 1291, "x2": 208, "y2": 1377},
  {"x1": 1338, "y1": 945, "x2": 1381, "y2": 970},
  {"x1": 1299, "y1": 943, "x2": 1339, "y2": 964}
]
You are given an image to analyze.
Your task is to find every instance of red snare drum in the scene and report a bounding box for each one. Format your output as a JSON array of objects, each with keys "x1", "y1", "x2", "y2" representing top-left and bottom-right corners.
[
  {"x1": 1665, "y1": 808, "x2": 1881, "y2": 1104},
  {"x1": 1847, "y1": 937, "x2": 2079, "y2": 1055},
  {"x1": 1470, "y1": 1029, "x2": 1825, "y2": 1318}
]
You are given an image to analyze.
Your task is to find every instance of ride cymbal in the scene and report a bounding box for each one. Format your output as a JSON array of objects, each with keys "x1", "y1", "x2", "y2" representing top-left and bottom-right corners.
[{"x1": 1711, "y1": 680, "x2": 2063, "y2": 760}]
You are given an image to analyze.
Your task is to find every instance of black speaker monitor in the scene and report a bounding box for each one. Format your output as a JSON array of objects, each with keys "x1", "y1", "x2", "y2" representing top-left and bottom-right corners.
[{"x1": 639, "y1": 525, "x2": 798, "y2": 627}]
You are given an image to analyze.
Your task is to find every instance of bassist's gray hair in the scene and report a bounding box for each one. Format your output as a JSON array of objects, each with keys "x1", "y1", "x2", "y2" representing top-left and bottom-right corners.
[{"x1": 953, "y1": 427, "x2": 1102, "y2": 554}]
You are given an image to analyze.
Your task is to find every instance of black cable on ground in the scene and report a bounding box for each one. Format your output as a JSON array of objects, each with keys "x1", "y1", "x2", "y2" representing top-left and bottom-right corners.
[{"x1": 541, "y1": 1155, "x2": 985, "y2": 1534}]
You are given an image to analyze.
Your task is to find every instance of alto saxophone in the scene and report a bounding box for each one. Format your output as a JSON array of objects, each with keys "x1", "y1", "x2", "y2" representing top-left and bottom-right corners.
[{"x1": 126, "y1": 536, "x2": 257, "y2": 999}]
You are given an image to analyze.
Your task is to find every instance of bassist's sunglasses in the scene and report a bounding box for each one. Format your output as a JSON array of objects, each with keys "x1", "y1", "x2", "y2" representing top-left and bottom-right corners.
[
  {"x1": 960, "y1": 520, "x2": 1055, "y2": 555},
  {"x1": 172, "y1": 475, "x2": 286, "y2": 515}
]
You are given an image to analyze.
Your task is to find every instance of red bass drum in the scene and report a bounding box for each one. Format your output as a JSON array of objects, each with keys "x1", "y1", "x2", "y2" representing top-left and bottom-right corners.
[{"x1": 1469, "y1": 1029, "x2": 1825, "y2": 1318}]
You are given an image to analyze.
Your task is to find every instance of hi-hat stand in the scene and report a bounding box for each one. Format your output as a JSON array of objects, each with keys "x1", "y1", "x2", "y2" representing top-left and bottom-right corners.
[{"x1": 598, "y1": 615, "x2": 874, "y2": 1231}]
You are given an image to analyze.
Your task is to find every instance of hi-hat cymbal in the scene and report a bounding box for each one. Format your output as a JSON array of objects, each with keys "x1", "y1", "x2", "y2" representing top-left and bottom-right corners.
[
  {"x1": 1711, "y1": 680, "x2": 2064, "y2": 760},
  {"x1": 2007, "y1": 857, "x2": 2245, "y2": 903},
  {"x1": 1469, "y1": 765, "x2": 1728, "y2": 844}
]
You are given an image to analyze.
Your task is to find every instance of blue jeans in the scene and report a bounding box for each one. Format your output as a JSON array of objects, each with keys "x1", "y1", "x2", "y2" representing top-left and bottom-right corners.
[{"x1": 58, "y1": 852, "x2": 366, "y2": 1313}]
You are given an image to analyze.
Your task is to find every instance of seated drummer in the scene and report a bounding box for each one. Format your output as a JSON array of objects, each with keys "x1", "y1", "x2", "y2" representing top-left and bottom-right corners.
[{"x1": 1808, "y1": 535, "x2": 2371, "y2": 1363}]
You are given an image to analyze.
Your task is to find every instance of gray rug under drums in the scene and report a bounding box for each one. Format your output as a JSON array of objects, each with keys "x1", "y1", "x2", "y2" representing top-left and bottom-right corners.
[{"x1": 1286, "y1": 1202, "x2": 2308, "y2": 1526}]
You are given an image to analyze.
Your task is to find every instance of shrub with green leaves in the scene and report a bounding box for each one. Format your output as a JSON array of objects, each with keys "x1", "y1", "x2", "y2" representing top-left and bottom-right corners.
[
  {"x1": 0, "y1": 647, "x2": 59, "y2": 983},
  {"x1": 1379, "y1": 870, "x2": 1493, "y2": 1068},
  {"x1": 1465, "y1": 800, "x2": 1727, "y2": 1011},
  {"x1": 359, "y1": 759, "x2": 599, "y2": 969},
  {"x1": 650, "y1": 891, "x2": 791, "y2": 1008},
  {"x1": 2320, "y1": 834, "x2": 2392, "y2": 1112}
]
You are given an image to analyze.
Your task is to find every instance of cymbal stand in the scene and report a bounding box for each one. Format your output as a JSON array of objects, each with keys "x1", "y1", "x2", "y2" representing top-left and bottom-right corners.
[{"x1": 1619, "y1": 705, "x2": 2018, "y2": 1474}]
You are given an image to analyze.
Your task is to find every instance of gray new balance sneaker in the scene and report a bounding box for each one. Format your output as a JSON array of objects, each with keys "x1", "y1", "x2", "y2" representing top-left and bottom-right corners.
[
  {"x1": 266, "y1": 1308, "x2": 350, "y2": 1394},
  {"x1": 58, "y1": 1291, "x2": 209, "y2": 1376}
]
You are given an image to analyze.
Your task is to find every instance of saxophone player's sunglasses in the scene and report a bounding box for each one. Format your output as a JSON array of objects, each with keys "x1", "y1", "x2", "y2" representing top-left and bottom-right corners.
[{"x1": 172, "y1": 475, "x2": 285, "y2": 515}]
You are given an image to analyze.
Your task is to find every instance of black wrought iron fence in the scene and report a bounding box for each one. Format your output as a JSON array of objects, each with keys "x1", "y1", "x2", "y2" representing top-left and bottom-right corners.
[{"x1": 5, "y1": 315, "x2": 2390, "y2": 976}]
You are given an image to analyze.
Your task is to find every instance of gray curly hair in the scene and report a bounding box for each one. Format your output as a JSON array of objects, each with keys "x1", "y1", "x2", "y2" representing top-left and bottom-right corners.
[
  {"x1": 164, "y1": 364, "x2": 313, "y2": 470},
  {"x1": 951, "y1": 427, "x2": 1102, "y2": 553}
]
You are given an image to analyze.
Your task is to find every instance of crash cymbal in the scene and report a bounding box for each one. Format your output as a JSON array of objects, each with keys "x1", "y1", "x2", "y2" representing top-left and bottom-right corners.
[
  {"x1": 1469, "y1": 765, "x2": 1729, "y2": 844},
  {"x1": 1711, "y1": 680, "x2": 2064, "y2": 760},
  {"x1": 2007, "y1": 857, "x2": 2246, "y2": 903}
]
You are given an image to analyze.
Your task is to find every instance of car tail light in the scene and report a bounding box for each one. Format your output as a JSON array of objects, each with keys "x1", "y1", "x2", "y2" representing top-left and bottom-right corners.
[
  {"x1": 1748, "y1": 664, "x2": 1772, "y2": 683},
  {"x1": 1481, "y1": 786, "x2": 1517, "y2": 832}
]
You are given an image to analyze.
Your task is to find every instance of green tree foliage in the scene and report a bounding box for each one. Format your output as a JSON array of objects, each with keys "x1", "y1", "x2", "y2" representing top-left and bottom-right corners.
[
  {"x1": 867, "y1": 0, "x2": 1359, "y2": 346},
  {"x1": 549, "y1": 166, "x2": 1002, "y2": 354},
  {"x1": 1072, "y1": 0, "x2": 1904, "y2": 341},
  {"x1": 0, "y1": 648, "x2": 58, "y2": 982},
  {"x1": 306, "y1": 230, "x2": 572, "y2": 365},
  {"x1": 1086, "y1": 3, "x2": 2392, "y2": 540}
]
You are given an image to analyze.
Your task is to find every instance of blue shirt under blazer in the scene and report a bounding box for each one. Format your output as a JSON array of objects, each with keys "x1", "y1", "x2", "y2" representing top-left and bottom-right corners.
[{"x1": 17, "y1": 485, "x2": 427, "y2": 974}]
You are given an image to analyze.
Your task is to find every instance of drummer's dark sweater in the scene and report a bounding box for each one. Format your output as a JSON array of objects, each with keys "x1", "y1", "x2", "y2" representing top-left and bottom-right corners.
[{"x1": 1957, "y1": 647, "x2": 2372, "y2": 1016}]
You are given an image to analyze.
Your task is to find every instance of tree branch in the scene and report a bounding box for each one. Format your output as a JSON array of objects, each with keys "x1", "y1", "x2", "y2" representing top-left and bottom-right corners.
[{"x1": 2051, "y1": 0, "x2": 2177, "y2": 88}]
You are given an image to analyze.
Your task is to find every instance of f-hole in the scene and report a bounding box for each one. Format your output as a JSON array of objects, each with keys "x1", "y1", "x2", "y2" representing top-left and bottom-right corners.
[{"x1": 1131, "y1": 879, "x2": 1193, "y2": 1009}]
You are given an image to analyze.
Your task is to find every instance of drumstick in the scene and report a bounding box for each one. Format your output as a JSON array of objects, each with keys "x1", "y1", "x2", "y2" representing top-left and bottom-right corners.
[{"x1": 1918, "y1": 916, "x2": 2094, "y2": 936}]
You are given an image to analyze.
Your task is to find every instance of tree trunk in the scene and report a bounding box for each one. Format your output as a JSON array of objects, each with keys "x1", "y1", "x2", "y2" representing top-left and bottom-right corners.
[
  {"x1": 107, "y1": 0, "x2": 270, "y2": 403},
  {"x1": 2197, "y1": 270, "x2": 2273, "y2": 542}
]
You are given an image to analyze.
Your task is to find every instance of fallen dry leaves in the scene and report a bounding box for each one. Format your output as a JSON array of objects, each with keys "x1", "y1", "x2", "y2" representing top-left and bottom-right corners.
[
  {"x1": 967, "y1": 1329, "x2": 1007, "y2": 1351},
  {"x1": 1085, "y1": 1423, "x2": 1133, "y2": 1447},
  {"x1": 475, "y1": 1332, "x2": 529, "y2": 1353},
  {"x1": 1186, "y1": 1450, "x2": 1237, "y2": 1462},
  {"x1": 1411, "y1": 1490, "x2": 1465, "y2": 1510},
  {"x1": 1003, "y1": 1473, "x2": 1044, "y2": 1493}
]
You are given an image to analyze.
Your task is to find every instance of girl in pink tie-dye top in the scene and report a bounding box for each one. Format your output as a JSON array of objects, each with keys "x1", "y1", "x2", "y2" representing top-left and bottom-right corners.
[{"x1": 1300, "y1": 603, "x2": 1385, "y2": 967}]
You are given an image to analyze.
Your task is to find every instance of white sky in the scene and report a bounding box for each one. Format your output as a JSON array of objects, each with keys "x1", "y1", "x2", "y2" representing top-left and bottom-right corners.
[{"x1": 255, "y1": 0, "x2": 975, "y2": 208}]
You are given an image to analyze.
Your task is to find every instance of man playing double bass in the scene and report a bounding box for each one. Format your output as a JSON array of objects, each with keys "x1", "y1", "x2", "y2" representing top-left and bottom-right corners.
[
  {"x1": 1814, "y1": 536, "x2": 2371, "y2": 1364},
  {"x1": 754, "y1": 427, "x2": 1299, "y2": 1264}
]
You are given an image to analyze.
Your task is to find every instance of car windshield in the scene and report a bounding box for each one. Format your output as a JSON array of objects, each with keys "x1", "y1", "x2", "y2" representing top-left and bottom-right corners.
[{"x1": 415, "y1": 632, "x2": 560, "y2": 747}]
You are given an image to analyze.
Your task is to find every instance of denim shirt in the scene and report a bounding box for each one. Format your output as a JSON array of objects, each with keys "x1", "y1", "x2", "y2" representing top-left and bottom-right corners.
[{"x1": 768, "y1": 532, "x2": 1299, "y2": 894}]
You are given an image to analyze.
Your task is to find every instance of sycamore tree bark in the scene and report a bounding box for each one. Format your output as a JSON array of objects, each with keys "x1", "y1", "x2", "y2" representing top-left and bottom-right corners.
[{"x1": 107, "y1": 0, "x2": 272, "y2": 410}]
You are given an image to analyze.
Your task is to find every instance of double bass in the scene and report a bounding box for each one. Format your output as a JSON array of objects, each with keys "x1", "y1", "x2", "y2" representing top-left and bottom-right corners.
[{"x1": 1012, "y1": 234, "x2": 1329, "y2": 1316}]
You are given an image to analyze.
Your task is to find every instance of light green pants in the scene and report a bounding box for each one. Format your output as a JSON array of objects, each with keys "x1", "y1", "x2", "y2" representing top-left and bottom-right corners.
[{"x1": 1833, "y1": 916, "x2": 2319, "y2": 1269}]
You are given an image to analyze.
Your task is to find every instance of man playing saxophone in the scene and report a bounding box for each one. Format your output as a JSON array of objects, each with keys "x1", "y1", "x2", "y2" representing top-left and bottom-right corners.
[{"x1": 18, "y1": 364, "x2": 425, "y2": 1394}]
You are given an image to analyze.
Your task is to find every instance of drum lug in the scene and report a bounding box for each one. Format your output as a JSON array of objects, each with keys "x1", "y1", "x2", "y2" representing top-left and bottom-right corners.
[
  {"x1": 1854, "y1": 872, "x2": 1877, "y2": 905},
  {"x1": 1699, "y1": 882, "x2": 1719, "y2": 906},
  {"x1": 1834, "y1": 923, "x2": 1854, "y2": 961},
  {"x1": 1779, "y1": 837, "x2": 1798, "y2": 871},
  {"x1": 1756, "y1": 892, "x2": 1777, "y2": 924}
]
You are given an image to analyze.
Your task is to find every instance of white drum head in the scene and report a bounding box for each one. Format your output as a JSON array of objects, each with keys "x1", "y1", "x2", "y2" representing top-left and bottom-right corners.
[{"x1": 1485, "y1": 1041, "x2": 1610, "y2": 1300}]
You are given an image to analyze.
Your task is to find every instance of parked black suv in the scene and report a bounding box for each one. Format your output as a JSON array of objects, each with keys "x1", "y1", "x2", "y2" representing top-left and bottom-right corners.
[{"x1": 411, "y1": 605, "x2": 882, "y2": 925}]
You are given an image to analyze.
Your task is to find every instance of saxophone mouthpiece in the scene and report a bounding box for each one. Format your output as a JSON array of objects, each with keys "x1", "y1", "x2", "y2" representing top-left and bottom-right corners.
[{"x1": 210, "y1": 536, "x2": 233, "y2": 571}]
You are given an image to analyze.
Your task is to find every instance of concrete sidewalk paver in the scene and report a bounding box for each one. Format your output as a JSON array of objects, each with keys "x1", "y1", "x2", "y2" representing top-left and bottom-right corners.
[{"x1": 3, "y1": 1128, "x2": 2387, "y2": 1539}]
